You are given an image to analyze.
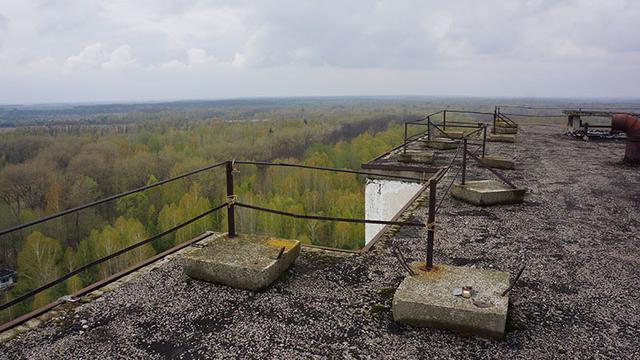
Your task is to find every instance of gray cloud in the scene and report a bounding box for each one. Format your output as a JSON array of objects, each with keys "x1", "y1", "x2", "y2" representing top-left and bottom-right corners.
[{"x1": 0, "y1": 0, "x2": 639, "y2": 103}]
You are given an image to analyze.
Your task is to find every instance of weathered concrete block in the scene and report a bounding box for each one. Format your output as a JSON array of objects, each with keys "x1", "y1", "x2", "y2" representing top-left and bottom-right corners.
[
  {"x1": 451, "y1": 180, "x2": 525, "y2": 206},
  {"x1": 480, "y1": 155, "x2": 515, "y2": 170},
  {"x1": 392, "y1": 263, "x2": 510, "y2": 338},
  {"x1": 181, "y1": 234, "x2": 300, "y2": 290},
  {"x1": 495, "y1": 126, "x2": 518, "y2": 134},
  {"x1": 442, "y1": 130, "x2": 465, "y2": 139},
  {"x1": 398, "y1": 150, "x2": 435, "y2": 164},
  {"x1": 424, "y1": 138, "x2": 460, "y2": 150},
  {"x1": 488, "y1": 133, "x2": 516, "y2": 143}
]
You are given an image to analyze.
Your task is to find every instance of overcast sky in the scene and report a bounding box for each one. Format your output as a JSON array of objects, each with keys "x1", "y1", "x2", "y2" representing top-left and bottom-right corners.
[{"x1": 0, "y1": 0, "x2": 639, "y2": 104}]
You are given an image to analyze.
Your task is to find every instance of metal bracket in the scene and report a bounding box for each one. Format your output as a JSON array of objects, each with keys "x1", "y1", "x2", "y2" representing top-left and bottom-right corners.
[
  {"x1": 231, "y1": 159, "x2": 240, "y2": 174},
  {"x1": 226, "y1": 195, "x2": 237, "y2": 208}
]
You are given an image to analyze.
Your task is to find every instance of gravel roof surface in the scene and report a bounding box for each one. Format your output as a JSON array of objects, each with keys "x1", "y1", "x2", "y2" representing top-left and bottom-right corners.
[{"x1": 2, "y1": 124, "x2": 639, "y2": 359}]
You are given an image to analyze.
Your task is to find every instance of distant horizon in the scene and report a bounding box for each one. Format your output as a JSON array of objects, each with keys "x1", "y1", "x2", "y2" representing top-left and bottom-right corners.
[{"x1": 3, "y1": 94, "x2": 640, "y2": 108}]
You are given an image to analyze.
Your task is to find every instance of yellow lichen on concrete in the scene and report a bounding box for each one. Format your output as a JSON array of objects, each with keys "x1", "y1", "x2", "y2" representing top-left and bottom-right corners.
[{"x1": 265, "y1": 238, "x2": 298, "y2": 250}]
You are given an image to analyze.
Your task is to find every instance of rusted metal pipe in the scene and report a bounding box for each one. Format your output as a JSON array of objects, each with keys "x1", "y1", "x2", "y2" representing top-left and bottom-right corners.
[
  {"x1": 425, "y1": 178, "x2": 437, "y2": 270},
  {"x1": 612, "y1": 113, "x2": 640, "y2": 164},
  {"x1": 461, "y1": 138, "x2": 467, "y2": 185},
  {"x1": 226, "y1": 161, "x2": 236, "y2": 237}
]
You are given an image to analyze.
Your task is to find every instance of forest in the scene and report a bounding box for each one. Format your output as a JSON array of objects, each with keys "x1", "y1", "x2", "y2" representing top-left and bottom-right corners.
[{"x1": 0, "y1": 100, "x2": 417, "y2": 323}]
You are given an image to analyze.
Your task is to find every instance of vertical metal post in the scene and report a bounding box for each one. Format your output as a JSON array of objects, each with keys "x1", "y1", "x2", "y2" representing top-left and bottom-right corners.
[
  {"x1": 226, "y1": 161, "x2": 236, "y2": 238},
  {"x1": 443, "y1": 110, "x2": 447, "y2": 130},
  {"x1": 493, "y1": 106, "x2": 497, "y2": 134},
  {"x1": 461, "y1": 138, "x2": 467, "y2": 185},
  {"x1": 482, "y1": 125, "x2": 487, "y2": 158},
  {"x1": 425, "y1": 178, "x2": 437, "y2": 270},
  {"x1": 403, "y1": 122, "x2": 408, "y2": 152},
  {"x1": 427, "y1": 116, "x2": 431, "y2": 140}
]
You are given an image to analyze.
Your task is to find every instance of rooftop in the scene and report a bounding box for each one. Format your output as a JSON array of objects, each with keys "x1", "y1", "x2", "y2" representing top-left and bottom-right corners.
[{"x1": 1, "y1": 124, "x2": 639, "y2": 359}]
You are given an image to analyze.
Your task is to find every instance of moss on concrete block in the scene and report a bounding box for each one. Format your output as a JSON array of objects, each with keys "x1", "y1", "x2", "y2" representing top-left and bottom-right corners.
[{"x1": 181, "y1": 234, "x2": 301, "y2": 290}]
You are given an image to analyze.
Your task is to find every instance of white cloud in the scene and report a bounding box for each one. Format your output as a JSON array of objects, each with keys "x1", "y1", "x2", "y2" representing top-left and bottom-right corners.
[
  {"x1": 102, "y1": 45, "x2": 137, "y2": 71},
  {"x1": 64, "y1": 43, "x2": 107, "y2": 72},
  {"x1": 0, "y1": 0, "x2": 639, "y2": 103}
]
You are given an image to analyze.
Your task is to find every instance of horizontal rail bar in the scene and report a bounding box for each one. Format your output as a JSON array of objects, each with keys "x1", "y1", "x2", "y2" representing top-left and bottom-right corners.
[
  {"x1": 235, "y1": 202, "x2": 426, "y2": 227},
  {"x1": 499, "y1": 104, "x2": 640, "y2": 111},
  {"x1": 442, "y1": 110, "x2": 495, "y2": 116},
  {"x1": 464, "y1": 148, "x2": 517, "y2": 189},
  {"x1": 0, "y1": 203, "x2": 227, "y2": 312},
  {"x1": 0, "y1": 161, "x2": 228, "y2": 238},
  {"x1": 0, "y1": 231, "x2": 215, "y2": 333},
  {"x1": 235, "y1": 161, "x2": 429, "y2": 183},
  {"x1": 501, "y1": 113, "x2": 566, "y2": 118},
  {"x1": 423, "y1": 123, "x2": 484, "y2": 129}
]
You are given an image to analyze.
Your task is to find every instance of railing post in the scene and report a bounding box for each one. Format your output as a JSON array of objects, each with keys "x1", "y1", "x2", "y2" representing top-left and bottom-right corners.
[
  {"x1": 403, "y1": 122, "x2": 408, "y2": 153},
  {"x1": 226, "y1": 160, "x2": 236, "y2": 238},
  {"x1": 482, "y1": 125, "x2": 487, "y2": 158},
  {"x1": 427, "y1": 116, "x2": 431, "y2": 140},
  {"x1": 493, "y1": 106, "x2": 497, "y2": 134},
  {"x1": 461, "y1": 138, "x2": 467, "y2": 185},
  {"x1": 443, "y1": 110, "x2": 447, "y2": 130},
  {"x1": 425, "y1": 178, "x2": 437, "y2": 270}
]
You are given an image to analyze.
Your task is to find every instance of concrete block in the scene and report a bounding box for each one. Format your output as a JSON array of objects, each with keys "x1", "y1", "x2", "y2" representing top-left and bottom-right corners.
[
  {"x1": 451, "y1": 180, "x2": 525, "y2": 206},
  {"x1": 181, "y1": 234, "x2": 301, "y2": 290},
  {"x1": 392, "y1": 263, "x2": 510, "y2": 338},
  {"x1": 398, "y1": 150, "x2": 435, "y2": 164},
  {"x1": 423, "y1": 138, "x2": 460, "y2": 150},
  {"x1": 488, "y1": 133, "x2": 516, "y2": 143},
  {"x1": 480, "y1": 155, "x2": 515, "y2": 170},
  {"x1": 442, "y1": 130, "x2": 465, "y2": 139},
  {"x1": 495, "y1": 126, "x2": 517, "y2": 134},
  {"x1": 496, "y1": 120, "x2": 518, "y2": 128}
]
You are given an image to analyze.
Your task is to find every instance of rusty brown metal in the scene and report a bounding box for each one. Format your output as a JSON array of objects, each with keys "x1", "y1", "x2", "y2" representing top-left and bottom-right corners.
[{"x1": 612, "y1": 113, "x2": 640, "y2": 164}]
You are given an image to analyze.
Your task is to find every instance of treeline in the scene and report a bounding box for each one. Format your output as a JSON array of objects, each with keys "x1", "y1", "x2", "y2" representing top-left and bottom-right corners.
[{"x1": 0, "y1": 106, "x2": 406, "y2": 323}]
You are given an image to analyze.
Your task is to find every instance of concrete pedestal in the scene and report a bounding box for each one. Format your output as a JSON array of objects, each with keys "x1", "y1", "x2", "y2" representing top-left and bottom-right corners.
[
  {"x1": 181, "y1": 234, "x2": 301, "y2": 290},
  {"x1": 495, "y1": 126, "x2": 518, "y2": 134},
  {"x1": 393, "y1": 263, "x2": 510, "y2": 338},
  {"x1": 442, "y1": 130, "x2": 464, "y2": 139},
  {"x1": 480, "y1": 155, "x2": 515, "y2": 170},
  {"x1": 488, "y1": 134, "x2": 516, "y2": 143},
  {"x1": 424, "y1": 138, "x2": 460, "y2": 150},
  {"x1": 398, "y1": 150, "x2": 435, "y2": 164},
  {"x1": 451, "y1": 180, "x2": 525, "y2": 206}
]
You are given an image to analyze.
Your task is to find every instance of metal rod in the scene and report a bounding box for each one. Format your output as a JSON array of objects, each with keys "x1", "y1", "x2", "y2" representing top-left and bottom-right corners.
[
  {"x1": 226, "y1": 161, "x2": 236, "y2": 238},
  {"x1": 443, "y1": 110, "x2": 447, "y2": 130},
  {"x1": 0, "y1": 160, "x2": 227, "y2": 238},
  {"x1": 0, "y1": 231, "x2": 215, "y2": 333},
  {"x1": 464, "y1": 148, "x2": 517, "y2": 188},
  {"x1": 502, "y1": 266, "x2": 526, "y2": 296},
  {"x1": 461, "y1": 138, "x2": 467, "y2": 185},
  {"x1": 0, "y1": 204, "x2": 227, "y2": 312},
  {"x1": 439, "y1": 109, "x2": 495, "y2": 116},
  {"x1": 403, "y1": 122, "x2": 408, "y2": 153},
  {"x1": 235, "y1": 202, "x2": 425, "y2": 227},
  {"x1": 426, "y1": 178, "x2": 437, "y2": 270},
  {"x1": 236, "y1": 161, "x2": 431, "y2": 183},
  {"x1": 493, "y1": 106, "x2": 497, "y2": 134},
  {"x1": 482, "y1": 125, "x2": 487, "y2": 157},
  {"x1": 427, "y1": 116, "x2": 431, "y2": 140}
]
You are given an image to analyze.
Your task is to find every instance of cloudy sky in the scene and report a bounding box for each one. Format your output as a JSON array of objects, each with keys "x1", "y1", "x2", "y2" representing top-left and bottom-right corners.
[{"x1": 0, "y1": 0, "x2": 639, "y2": 104}]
